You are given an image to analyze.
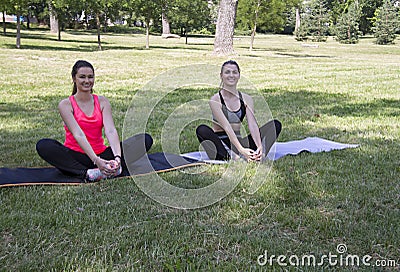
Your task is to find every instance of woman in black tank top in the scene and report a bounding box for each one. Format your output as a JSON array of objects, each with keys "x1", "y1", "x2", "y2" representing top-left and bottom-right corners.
[{"x1": 196, "y1": 60, "x2": 282, "y2": 161}]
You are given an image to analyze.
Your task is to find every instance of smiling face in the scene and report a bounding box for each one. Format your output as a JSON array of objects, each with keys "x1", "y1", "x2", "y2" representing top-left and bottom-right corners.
[
  {"x1": 220, "y1": 63, "x2": 240, "y2": 88},
  {"x1": 73, "y1": 67, "x2": 95, "y2": 93}
]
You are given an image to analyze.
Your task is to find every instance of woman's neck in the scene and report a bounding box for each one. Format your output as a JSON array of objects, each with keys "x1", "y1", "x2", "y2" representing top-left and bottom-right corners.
[
  {"x1": 220, "y1": 86, "x2": 238, "y2": 97},
  {"x1": 74, "y1": 91, "x2": 92, "y2": 102}
]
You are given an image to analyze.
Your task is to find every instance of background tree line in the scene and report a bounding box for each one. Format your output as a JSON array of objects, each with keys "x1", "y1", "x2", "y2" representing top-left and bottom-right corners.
[{"x1": 1, "y1": 0, "x2": 399, "y2": 51}]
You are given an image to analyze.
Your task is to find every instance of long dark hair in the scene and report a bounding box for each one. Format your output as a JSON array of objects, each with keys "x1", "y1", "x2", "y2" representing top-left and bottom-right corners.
[
  {"x1": 221, "y1": 60, "x2": 241, "y2": 74},
  {"x1": 71, "y1": 60, "x2": 94, "y2": 95}
]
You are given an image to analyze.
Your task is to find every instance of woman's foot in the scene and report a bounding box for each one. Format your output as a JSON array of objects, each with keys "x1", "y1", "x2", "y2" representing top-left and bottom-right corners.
[
  {"x1": 85, "y1": 166, "x2": 122, "y2": 182},
  {"x1": 86, "y1": 168, "x2": 107, "y2": 182}
]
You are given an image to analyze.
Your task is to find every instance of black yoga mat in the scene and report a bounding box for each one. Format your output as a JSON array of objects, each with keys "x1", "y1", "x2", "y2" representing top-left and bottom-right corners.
[{"x1": 0, "y1": 153, "x2": 202, "y2": 187}]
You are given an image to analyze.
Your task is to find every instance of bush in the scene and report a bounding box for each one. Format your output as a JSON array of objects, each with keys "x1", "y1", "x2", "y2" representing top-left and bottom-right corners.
[
  {"x1": 234, "y1": 29, "x2": 252, "y2": 36},
  {"x1": 191, "y1": 27, "x2": 213, "y2": 35},
  {"x1": 106, "y1": 25, "x2": 145, "y2": 34}
]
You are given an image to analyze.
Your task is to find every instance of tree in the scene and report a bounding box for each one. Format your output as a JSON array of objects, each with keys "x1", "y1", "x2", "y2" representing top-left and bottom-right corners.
[
  {"x1": 237, "y1": 0, "x2": 301, "y2": 35},
  {"x1": 359, "y1": 0, "x2": 383, "y2": 34},
  {"x1": 335, "y1": 0, "x2": 362, "y2": 43},
  {"x1": 168, "y1": 0, "x2": 212, "y2": 43},
  {"x1": 130, "y1": 0, "x2": 161, "y2": 49},
  {"x1": 11, "y1": 0, "x2": 30, "y2": 48},
  {"x1": 81, "y1": 0, "x2": 121, "y2": 50},
  {"x1": 213, "y1": 0, "x2": 238, "y2": 55},
  {"x1": 249, "y1": 0, "x2": 261, "y2": 50},
  {"x1": 1, "y1": 0, "x2": 13, "y2": 35},
  {"x1": 372, "y1": 0, "x2": 399, "y2": 44},
  {"x1": 48, "y1": 1, "x2": 59, "y2": 34},
  {"x1": 295, "y1": 0, "x2": 330, "y2": 42},
  {"x1": 327, "y1": 0, "x2": 351, "y2": 25},
  {"x1": 54, "y1": 0, "x2": 75, "y2": 40},
  {"x1": 236, "y1": 0, "x2": 301, "y2": 49},
  {"x1": 236, "y1": 0, "x2": 261, "y2": 50},
  {"x1": 161, "y1": 0, "x2": 171, "y2": 35}
]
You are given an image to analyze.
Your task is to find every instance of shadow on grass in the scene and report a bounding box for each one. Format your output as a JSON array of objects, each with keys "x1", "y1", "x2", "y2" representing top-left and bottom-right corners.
[
  {"x1": 21, "y1": 32, "x2": 104, "y2": 44},
  {"x1": 235, "y1": 46, "x2": 290, "y2": 52},
  {"x1": 275, "y1": 52, "x2": 334, "y2": 58},
  {"x1": 3, "y1": 42, "x2": 210, "y2": 52},
  {"x1": 263, "y1": 89, "x2": 399, "y2": 119},
  {"x1": 3, "y1": 43, "x2": 102, "y2": 52},
  {"x1": 138, "y1": 45, "x2": 210, "y2": 51},
  {"x1": 328, "y1": 98, "x2": 400, "y2": 117}
]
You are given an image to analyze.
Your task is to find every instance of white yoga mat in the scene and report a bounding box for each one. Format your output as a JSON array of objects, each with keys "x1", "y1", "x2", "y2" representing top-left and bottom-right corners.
[{"x1": 182, "y1": 137, "x2": 359, "y2": 162}]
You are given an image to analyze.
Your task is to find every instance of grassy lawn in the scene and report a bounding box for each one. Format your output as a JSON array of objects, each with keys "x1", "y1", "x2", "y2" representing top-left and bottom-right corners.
[{"x1": 0, "y1": 28, "x2": 399, "y2": 271}]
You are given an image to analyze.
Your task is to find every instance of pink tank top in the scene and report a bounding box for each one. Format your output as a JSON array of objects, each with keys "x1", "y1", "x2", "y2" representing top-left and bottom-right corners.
[{"x1": 64, "y1": 94, "x2": 107, "y2": 154}]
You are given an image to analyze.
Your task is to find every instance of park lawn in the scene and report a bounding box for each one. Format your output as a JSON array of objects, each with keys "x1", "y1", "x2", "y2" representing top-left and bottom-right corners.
[{"x1": 0, "y1": 28, "x2": 399, "y2": 271}]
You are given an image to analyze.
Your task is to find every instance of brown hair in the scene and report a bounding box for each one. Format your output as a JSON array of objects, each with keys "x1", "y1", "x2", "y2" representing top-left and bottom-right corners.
[
  {"x1": 221, "y1": 60, "x2": 240, "y2": 74},
  {"x1": 71, "y1": 60, "x2": 94, "y2": 95}
]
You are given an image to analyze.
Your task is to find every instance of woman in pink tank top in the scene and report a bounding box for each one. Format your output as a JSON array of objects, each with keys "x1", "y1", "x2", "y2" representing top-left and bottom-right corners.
[{"x1": 36, "y1": 60, "x2": 153, "y2": 182}]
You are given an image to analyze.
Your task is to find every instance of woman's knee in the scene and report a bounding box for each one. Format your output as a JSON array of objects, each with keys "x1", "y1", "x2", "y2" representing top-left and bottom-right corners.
[
  {"x1": 123, "y1": 133, "x2": 153, "y2": 153},
  {"x1": 273, "y1": 119, "x2": 282, "y2": 136},
  {"x1": 36, "y1": 138, "x2": 58, "y2": 156},
  {"x1": 144, "y1": 133, "x2": 153, "y2": 151},
  {"x1": 196, "y1": 124, "x2": 212, "y2": 138}
]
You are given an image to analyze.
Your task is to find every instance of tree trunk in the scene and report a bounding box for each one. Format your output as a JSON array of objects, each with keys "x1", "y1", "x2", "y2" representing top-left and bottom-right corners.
[
  {"x1": 49, "y1": 3, "x2": 59, "y2": 34},
  {"x1": 145, "y1": 24, "x2": 150, "y2": 49},
  {"x1": 16, "y1": 12, "x2": 21, "y2": 48},
  {"x1": 185, "y1": 27, "x2": 188, "y2": 44},
  {"x1": 26, "y1": 15, "x2": 30, "y2": 29},
  {"x1": 58, "y1": 21, "x2": 61, "y2": 41},
  {"x1": 250, "y1": 21, "x2": 257, "y2": 51},
  {"x1": 213, "y1": 0, "x2": 238, "y2": 55},
  {"x1": 2, "y1": 10, "x2": 6, "y2": 36},
  {"x1": 249, "y1": 0, "x2": 261, "y2": 51},
  {"x1": 96, "y1": 12, "x2": 102, "y2": 50},
  {"x1": 295, "y1": 8, "x2": 300, "y2": 34},
  {"x1": 161, "y1": 5, "x2": 170, "y2": 35}
]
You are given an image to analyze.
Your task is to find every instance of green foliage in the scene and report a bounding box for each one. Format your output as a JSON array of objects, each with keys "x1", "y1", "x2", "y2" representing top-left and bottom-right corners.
[
  {"x1": 105, "y1": 24, "x2": 145, "y2": 34},
  {"x1": 130, "y1": 0, "x2": 161, "y2": 26},
  {"x1": 372, "y1": 0, "x2": 399, "y2": 44},
  {"x1": 167, "y1": 0, "x2": 213, "y2": 35},
  {"x1": 359, "y1": 0, "x2": 384, "y2": 34},
  {"x1": 296, "y1": 0, "x2": 331, "y2": 42},
  {"x1": 335, "y1": 1, "x2": 362, "y2": 43},
  {"x1": 191, "y1": 27, "x2": 213, "y2": 35},
  {"x1": 236, "y1": 0, "x2": 302, "y2": 34}
]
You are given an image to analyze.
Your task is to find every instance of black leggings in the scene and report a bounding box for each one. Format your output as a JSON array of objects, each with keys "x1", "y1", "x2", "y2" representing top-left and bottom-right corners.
[
  {"x1": 196, "y1": 120, "x2": 281, "y2": 160},
  {"x1": 36, "y1": 133, "x2": 153, "y2": 179}
]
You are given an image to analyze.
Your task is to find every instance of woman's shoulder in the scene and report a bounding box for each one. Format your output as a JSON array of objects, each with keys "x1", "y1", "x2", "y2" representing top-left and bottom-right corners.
[
  {"x1": 210, "y1": 92, "x2": 220, "y2": 102},
  {"x1": 58, "y1": 97, "x2": 72, "y2": 109},
  {"x1": 96, "y1": 95, "x2": 110, "y2": 107},
  {"x1": 239, "y1": 91, "x2": 251, "y2": 99},
  {"x1": 240, "y1": 92, "x2": 253, "y2": 103}
]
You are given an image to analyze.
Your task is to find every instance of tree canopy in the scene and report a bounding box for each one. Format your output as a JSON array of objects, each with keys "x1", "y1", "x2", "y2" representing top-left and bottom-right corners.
[{"x1": 2, "y1": 0, "x2": 398, "y2": 49}]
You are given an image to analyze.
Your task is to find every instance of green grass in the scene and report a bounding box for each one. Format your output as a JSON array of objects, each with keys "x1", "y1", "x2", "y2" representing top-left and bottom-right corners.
[{"x1": 0, "y1": 27, "x2": 399, "y2": 271}]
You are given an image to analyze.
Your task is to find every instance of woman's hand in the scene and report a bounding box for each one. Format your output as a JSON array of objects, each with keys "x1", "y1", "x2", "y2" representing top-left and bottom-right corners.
[
  {"x1": 250, "y1": 146, "x2": 263, "y2": 161},
  {"x1": 239, "y1": 147, "x2": 262, "y2": 162},
  {"x1": 95, "y1": 157, "x2": 121, "y2": 176},
  {"x1": 237, "y1": 147, "x2": 256, "y2": 162}
]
